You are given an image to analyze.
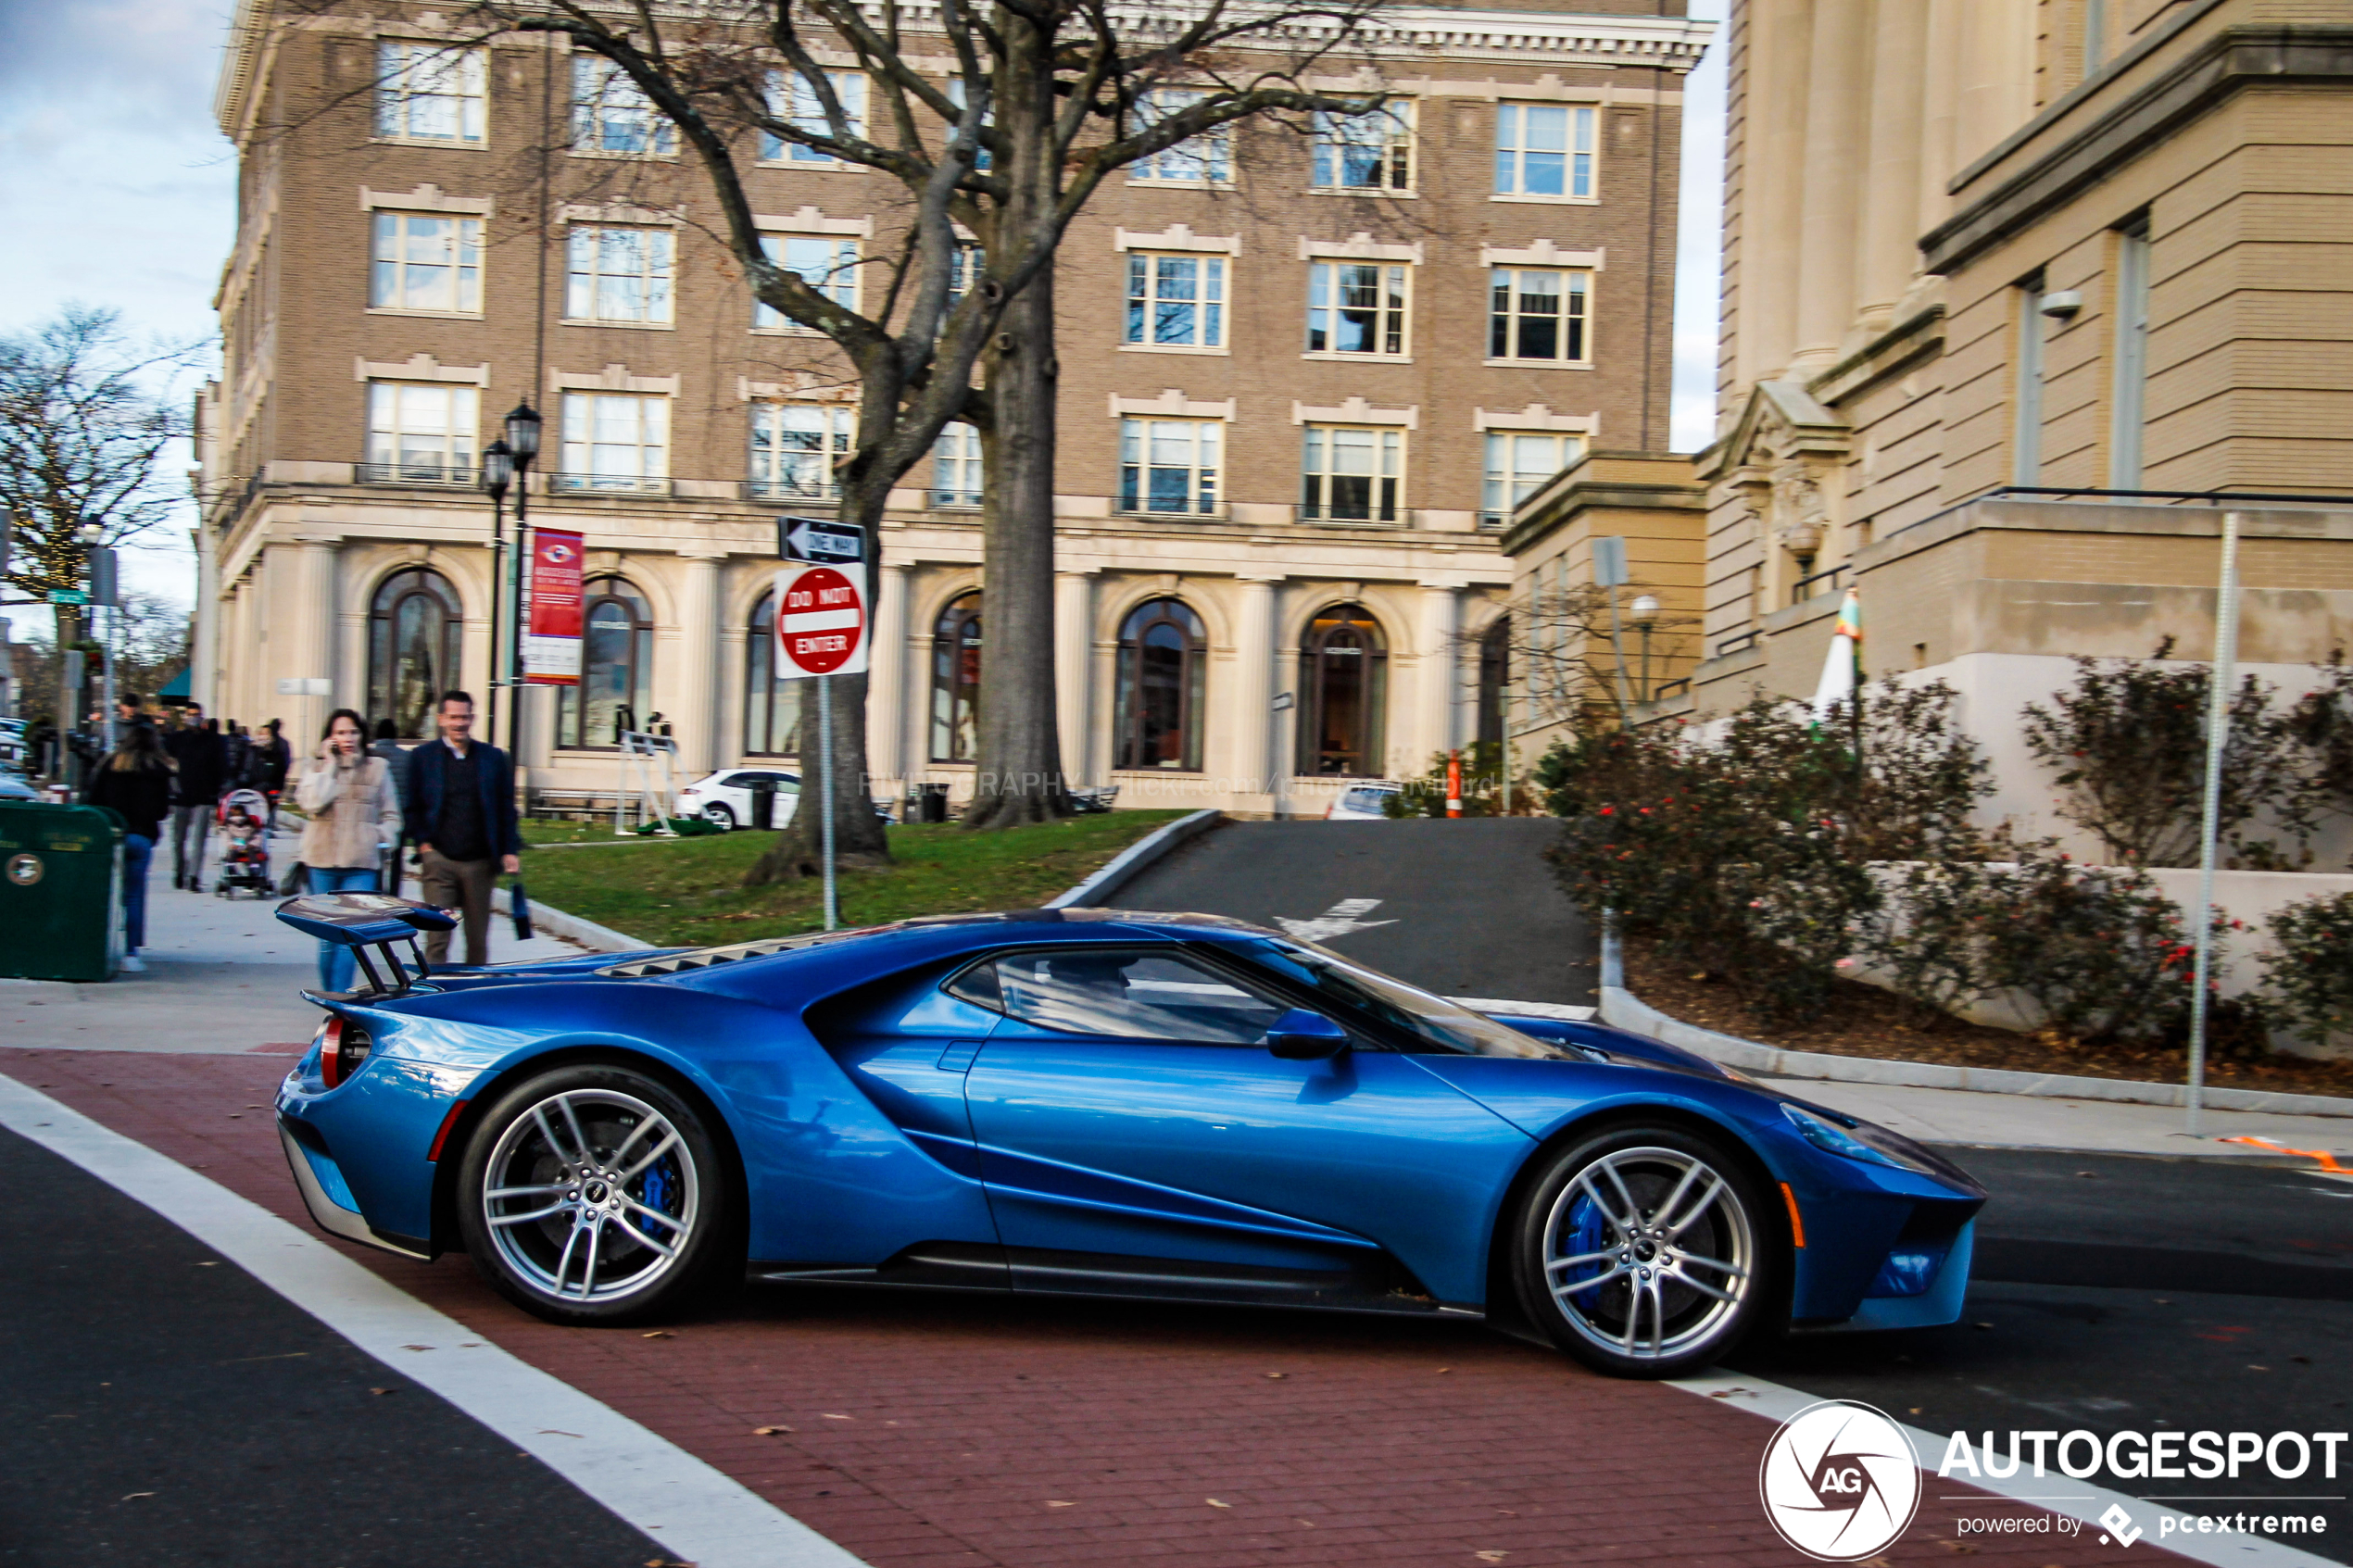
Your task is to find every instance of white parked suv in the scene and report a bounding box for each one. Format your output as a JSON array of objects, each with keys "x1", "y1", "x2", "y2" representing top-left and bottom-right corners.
[
  {"x1": 676, "y1": 768, "x2": 799, "y2": 831},
  {"x1": 1323, "y1": 781, "x2": 1402, "y2": 821}
]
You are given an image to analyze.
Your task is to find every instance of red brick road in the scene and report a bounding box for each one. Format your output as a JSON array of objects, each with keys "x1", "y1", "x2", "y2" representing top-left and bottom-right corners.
[{"x1": 4, "y1": 1046, "x2": 2189, "y2": 1568}]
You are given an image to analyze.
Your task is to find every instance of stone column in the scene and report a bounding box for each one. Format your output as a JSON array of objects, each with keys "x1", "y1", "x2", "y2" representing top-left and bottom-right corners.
[
  {"x1": 1793, "y1": 0, "x2": 1869, "y2": 373},
  {"x1": 1230, "y1": 576, "x2": 1280, "y2": 808},
  {"x1": 1741, "y1": 0, "x2": 1815, "y2": 387},
  {"x1": 278, "y1": 535, "x2": 340, "y2": 745},
  {"x1": 1859, "y1": 0, "x2": 1929, "y2": 332},
  {"x1": 1919, "y1": 0, "x2": 1965, "y2": 239},
  {"x1": 1415, "y1": 583, "x2": 1462, "y2": 774},
  {"x1": 1055, "y1": 569, "x2": 1096, "y2": 788},
  {"x1": 1956, "y1": 0, "x2": 2032, "y2": 169},
  {"x1": 868, "y1": 561, "x2": 911, "y2": 789},
  {"x1": 674, "y1": 550, "x2": 724, "y2": 774}
]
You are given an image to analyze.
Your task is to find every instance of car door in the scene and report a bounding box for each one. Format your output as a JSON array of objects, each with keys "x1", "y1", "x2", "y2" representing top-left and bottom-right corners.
[{"x1": 956, "y1": 943, "x2": 1531, "y2": 1310}]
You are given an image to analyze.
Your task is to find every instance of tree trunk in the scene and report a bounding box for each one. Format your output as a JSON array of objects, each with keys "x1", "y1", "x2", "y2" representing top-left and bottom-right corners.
[
  {"x1": 742, "y1": 478, "x2": 895, "y2": 885},
  {"x1": 962, "y1": 24, "x2": 1072, "y2": 832}
]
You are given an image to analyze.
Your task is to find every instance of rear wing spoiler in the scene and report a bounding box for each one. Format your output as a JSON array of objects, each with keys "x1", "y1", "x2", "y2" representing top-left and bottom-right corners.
[{"x1": 274, "y1": 893, "x2": 458, "y2": 997}]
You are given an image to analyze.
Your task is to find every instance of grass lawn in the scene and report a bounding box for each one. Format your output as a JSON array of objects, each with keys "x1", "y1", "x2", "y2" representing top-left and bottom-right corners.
[{"x1": 515, "y1": 810, "x2": 1190, "y2": 948}]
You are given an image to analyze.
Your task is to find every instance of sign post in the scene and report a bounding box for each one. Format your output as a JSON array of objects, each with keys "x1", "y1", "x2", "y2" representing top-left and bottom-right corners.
[
  {"x1": 773, "y1": 518, "x2": 869, "y2": 929},
  {"x1": 522, "y1": 531, "x2": 585, "y2": 686}
]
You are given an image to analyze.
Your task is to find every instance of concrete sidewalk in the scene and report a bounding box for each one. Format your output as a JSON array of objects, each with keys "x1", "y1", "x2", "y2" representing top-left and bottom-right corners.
[{"x1": 0, "y1": 822, "x2": 585, "y2": 1055}]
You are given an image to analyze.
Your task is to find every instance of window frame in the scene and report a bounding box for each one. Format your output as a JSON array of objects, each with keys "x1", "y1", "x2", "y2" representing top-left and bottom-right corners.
[
  {"x1": 368, "y1": 211, "x2": 484, "y2": 317},
  {"x1": 556, "y1": 577, "x2": 656, "y2": 751},
  {"x1": 1117, "y1": 417, "x2": 1223, "y2": 517},
  {"x1": 367, "y1": 567, "x2": 464, "y2": 738},
  {"x1": 1304, "y1": 260, "x2": 1413, "y2": 361},
  {"x1": 749, "y1": 401, "x2": 853, "y2": 500},
  {"x1": 1298, "y1": 602, "x2": 1389, "y2": 778},
  {"x1": 1123, "y1": 252, "x2": 1227, "y2": 353},
  {"x1": 1114, "y1": 597, "x2": 1208, "y2": 773},
  {"x1": 374, "y1": 42, "x2": 486, "y2": 146},
  {"x1": 744, "y1": 590, "x2": 807, "y2": 757},
  {"x1": 753, "y1": 234, "x2": 860, "y2": 331},
  {"x1": 572, "y1": 56, "x2": 677, "y2": 157},
  {"x1": 1492, "y1": 103, "x2": 1597, "y2": 203},
  {"x1": 1299, "y1": 424, "x2": 1404, "y2": 525},
  {"x1": 761, "y1": 69, "x2": 869, "y2": 166},
  {"x1": 932, "y1": 421, "x2": 984, "y2": 508},
  {"x1": 1486, "y1": 267, "x2": 1592, "y2": 366},
  {"x1": 363, "y1": 381, "x2": 480, "y2": 486},
  {"x1": 1127, "y1": 87, "x2": 1233, "y2": 186},
  {"x1": 1310, "y1": 102, "x2": 1415, "y2": 194},
  {"x1": 1480, "y1": 430, "x2": 1583, "y2": 530},
  {"x1": 930, "y1": 591, "x2": 983, "y2": 763},
  {"x1": 556, "y1": 391, "x2": 671, "y2": 494},
  {"x1": 563, "y1": 224, "x2": 676, "y2": 327}
]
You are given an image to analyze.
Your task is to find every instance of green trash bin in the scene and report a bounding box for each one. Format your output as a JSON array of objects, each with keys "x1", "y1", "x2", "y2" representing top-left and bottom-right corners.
[{"x1": 0, "y1": 801, "x2": 126, "y2": 982}]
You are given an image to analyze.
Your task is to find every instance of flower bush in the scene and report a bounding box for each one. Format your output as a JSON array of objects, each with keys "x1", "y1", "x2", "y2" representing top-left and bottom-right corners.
[{"x1": 2259, "y1": 891, "x2": 2353, "y2": 1048}]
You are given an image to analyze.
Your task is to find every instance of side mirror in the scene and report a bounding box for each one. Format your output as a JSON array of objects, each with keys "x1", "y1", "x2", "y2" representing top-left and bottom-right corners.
[{"x1": 1265, "y1": 1008, "x2": 1350, "y2": 1060}]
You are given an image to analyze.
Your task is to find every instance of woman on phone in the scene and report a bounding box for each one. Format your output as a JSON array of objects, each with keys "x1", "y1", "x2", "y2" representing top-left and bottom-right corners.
[{"x1": 295, "y1": 708, "x2": 402, "y2": 993}]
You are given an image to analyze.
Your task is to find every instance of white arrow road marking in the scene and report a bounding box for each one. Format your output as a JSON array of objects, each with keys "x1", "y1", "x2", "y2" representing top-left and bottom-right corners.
[{"x1": 1275, "y1": 897, "x2": 1398, "y2": 943}]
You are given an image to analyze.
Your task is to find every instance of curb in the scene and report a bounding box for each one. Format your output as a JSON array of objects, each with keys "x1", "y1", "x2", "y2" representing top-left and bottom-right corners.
[
  {"x1": 1597, "y1": 929, "x2": 2353, "y2": 1120},
  {"x1": 1046, "y1": 809, "x2": 1226, "y2": 909}
]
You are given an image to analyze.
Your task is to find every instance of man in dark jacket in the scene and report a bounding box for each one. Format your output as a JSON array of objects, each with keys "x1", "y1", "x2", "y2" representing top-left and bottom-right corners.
[
  {"x1": 402, "y1": 691, "x2": 522, "y2": 968},
  {"x1": 162, "y1": 706, "x2": 227, "y2": 890},
  {"x1": 255, "y1": 718, "x2": 291, "y2": 830}
]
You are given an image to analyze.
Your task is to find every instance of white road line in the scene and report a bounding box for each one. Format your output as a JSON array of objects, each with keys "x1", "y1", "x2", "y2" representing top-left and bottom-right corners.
[
  {"x1": 1274, "y1": 897, "x2": 1398, "y2": 943},
  {"x1": 1671, "y1": 1372, "x2": 2339, "y2": 1568},
  {"x1": 0, "y1": 1073, "x2": 866, "y2": 1568}
]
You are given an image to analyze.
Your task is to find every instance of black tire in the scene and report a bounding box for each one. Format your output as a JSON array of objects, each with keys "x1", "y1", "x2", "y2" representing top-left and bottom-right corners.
[
  {"x1": 1512, "y1": 1122, "x2": 1781, "y2": 1379},
  {"x1": 455, "y1": 1062, "x2": 733, "y2": 1326},
  {"x1": 701, "y1": 802, "x2": 736, "y2": 831}
]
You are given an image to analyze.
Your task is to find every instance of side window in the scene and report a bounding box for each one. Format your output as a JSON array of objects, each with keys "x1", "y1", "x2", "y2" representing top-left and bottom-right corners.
[{"x1": 959, "y1": 948, "x2": 1285, "y2": 1044}]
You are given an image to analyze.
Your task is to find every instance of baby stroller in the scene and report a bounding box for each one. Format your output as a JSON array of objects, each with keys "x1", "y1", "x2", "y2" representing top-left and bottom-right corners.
[{"x1": 215, "y1": 787, "x2": 275, "y2": 898}]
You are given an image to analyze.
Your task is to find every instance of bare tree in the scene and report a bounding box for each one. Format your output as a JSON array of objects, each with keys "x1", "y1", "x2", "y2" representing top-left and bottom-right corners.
[
  {"x1": 385, "y1": 0, "x2": 1391, "y2": 866},
  {"x1": 0, "y1": 307, "x2": 202, "y2": 652},
  {"x1": 1478, "y1": 580, "x2": 1702, "y2": 737}
]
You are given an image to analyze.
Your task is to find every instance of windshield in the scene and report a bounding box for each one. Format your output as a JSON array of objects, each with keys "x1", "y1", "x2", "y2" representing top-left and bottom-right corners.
[{"x1": 1236, "y1": 938, "x2": 1566, "y2": 1060}]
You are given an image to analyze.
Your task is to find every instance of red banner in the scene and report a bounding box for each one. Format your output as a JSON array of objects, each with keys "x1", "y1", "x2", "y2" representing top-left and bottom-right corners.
[{"x1": 523, "y1": 530, "x2": 584, "y2": 685}]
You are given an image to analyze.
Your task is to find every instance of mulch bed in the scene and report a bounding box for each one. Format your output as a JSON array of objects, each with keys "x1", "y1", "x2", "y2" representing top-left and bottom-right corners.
[{"x1": 1623, "y1": 936, "x2": 2353, "y2": 1100}]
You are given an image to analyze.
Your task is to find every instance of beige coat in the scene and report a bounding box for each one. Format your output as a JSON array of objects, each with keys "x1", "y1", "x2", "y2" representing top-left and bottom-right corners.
[{"x1": 295, "y1": 753, "x2": 401, "y2": 870}]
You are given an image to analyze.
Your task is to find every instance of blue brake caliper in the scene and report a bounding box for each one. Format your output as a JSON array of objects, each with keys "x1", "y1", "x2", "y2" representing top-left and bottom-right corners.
[
  {"x1": 1561, "y1": 1193, "x2": 1610, "y2": 1307},
  {"x1": 635, "y1": 1160, "x2": 674, "y2": 1241}
]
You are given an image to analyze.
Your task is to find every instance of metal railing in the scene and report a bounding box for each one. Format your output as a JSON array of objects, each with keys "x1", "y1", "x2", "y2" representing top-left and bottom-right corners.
[
  {"x1": 930, "y1": 489, "x2": 985, "y2": 509},
  {"x1": 1295, "y1": 503, "x2": 1405, "y2": 527},
  {"x1": 741, "y1": 478, "x2": 838, "y2": 502},
  {"x1": 1713, "y1": 628, "x2": 1760, "y2": 659},
  {"x1": 550, "y1": 473, "x2": 673, "y2": 496},
  {"x1": 1791, "y1": 561, "x2": 1846, "y2": 604},
  {"x1": 359, "y1": 462, "x2": 476, "y2": 488},
  {"x1": 1877, "y1": 483, "x2": 2353, "y2": 544},
  {"x1": 1650, "y1": 677, "x2": 1692, "y2": 703}
]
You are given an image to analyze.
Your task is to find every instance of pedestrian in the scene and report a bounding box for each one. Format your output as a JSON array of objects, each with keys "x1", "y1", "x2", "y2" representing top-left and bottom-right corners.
[
  {"x1": 402, "y1": 691, "x2": 522, "y2": 970},
  {"x1": 295, "y1": 708, "x2": 403, "y2": 994},
  {"x1": 162, "y1": 703, "x2": 227, "y2": 890},
  {"x1": 370, "y1": 719, "x2": 409, "y2": 894},
  {"x1": 223, "y1": 721, "x2": 253, "y2": 794},
  {"x1": 255, "y1": 718, "x2": 292, "y2": 830},
  {"x1": 82, "y1": 721, "x2": 172, "y2": 974}
]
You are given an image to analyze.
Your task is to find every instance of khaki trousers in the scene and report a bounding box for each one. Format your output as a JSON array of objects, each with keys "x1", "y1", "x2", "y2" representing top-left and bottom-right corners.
[{"x1": 418, "y1": 848, "x2": 497, "y2": 967}]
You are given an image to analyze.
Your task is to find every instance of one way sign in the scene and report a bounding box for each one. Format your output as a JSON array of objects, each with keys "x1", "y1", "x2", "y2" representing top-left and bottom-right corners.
[{"x1": 778, "y1": 515, "x2": 866, "y2": 565}]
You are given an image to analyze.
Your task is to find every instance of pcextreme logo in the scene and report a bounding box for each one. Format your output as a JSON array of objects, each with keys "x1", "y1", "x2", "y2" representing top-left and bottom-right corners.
[{"x1": 1759, "y1": 1400, "x2": 1924, "y2": 1562}]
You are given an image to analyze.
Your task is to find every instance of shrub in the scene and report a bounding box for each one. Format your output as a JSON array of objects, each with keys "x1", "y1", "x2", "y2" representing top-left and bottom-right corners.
[
  {"x1": 2286, "y1": 654, "x2": 2353, "y2": 864},
  {"x1": 1383, "y1": 741, "x2": 1520, "y2": 817},
  {"x1": 1978, "y1": 853, "x2": 2199, "y2": 1045},
  {"x1": 2259, "y1": 892, "x2": 2353, "y2": 1048}
]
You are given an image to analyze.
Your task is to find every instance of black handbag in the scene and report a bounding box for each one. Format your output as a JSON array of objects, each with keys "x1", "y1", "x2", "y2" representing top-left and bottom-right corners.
[{"x1": 509, "y1": 878, "x2": 535, "y2": 941}]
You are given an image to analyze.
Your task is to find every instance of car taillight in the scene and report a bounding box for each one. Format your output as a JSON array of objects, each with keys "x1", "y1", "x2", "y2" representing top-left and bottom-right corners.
[{"x1": 314, "y1": 1014, "x2": 373, "y2": 1087}]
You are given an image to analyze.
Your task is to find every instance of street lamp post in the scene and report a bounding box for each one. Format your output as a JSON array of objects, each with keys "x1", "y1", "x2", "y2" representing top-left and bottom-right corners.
[
  {"x1": 480, "y1": 440, "x2": 514, "y2": 743},
  {"x1": 501, "y1": 402, "x2": 543, "y2": 758},
  {"x1": 1630, "y1": 594, "x2": 1661, "y2": 706}
]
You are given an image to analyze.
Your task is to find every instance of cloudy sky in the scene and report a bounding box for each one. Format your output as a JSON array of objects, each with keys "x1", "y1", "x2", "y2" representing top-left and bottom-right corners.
[{"x1": 0, "y1": 0, "x2": 1726, "y2": 610}]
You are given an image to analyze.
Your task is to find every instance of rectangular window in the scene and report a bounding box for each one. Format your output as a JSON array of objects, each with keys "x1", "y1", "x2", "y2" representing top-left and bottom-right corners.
[
  {"x1": 1481, "y1": 432, "x2": 1581, "y2": 529},
  {"x1": 1119, "y1": 418, "x2": 1220, "y2": 515},
  {"x1": 761, "y1": 70, "x2": 868, "y2": 163},
  {"x1": 749, "y1": 402, "x2": 852, "y2": 498},
  {"x1": 1306, "y1": 262, "x2": 1409, "y2": 358},
  {"x1": 933, "y1": 422, "x2": 984, "y2": 507},
  {"x1": 1125, "y1": 254, "x2": 1225, "y2": 349},
  {"x1": 2109, "y1": 219, "x2": 2150, "y2": 488},
  {"x1": 946, "y1": 241, "x2": 981, "y2": 309},
  {"x1": 1494, "y1": 104, "x2": 1594, "y2": 198},
  {"x1": 369, "y1": 212, "x2": 483, "y2": 314},
  {"x1": 559, "y1": 393, "x2": 669, "y2": 492},
  {"x1": 375, "y1": 43, "x2": 485, "y2": 144},
  {"x1": 1489, "y1": 269, "x2": 1591, "y2": 363},
  {"x1": 1130, "y1": 88, "x2": 1232, "y2": 184},
  {"x1": 944, "y1": 77, "x2": 990, "y2": 169},
  {"x1": 1301, "y1": 425, "x2": 1403, "y2": 523},
  {"x1": 565, "y1": 226, "x2": 674, "y2": 324},
  {"x1": 1311, "y1": 104, "x2": 1413, "y2": 193},
  {"x1": 2014, "y1": 277, "x2": 2046, "y2": 485},
  {"x1": 364, "y1": 382, "x2": 478, "y2": 483},
  {"x1": 573, "y1": 56, "x2": 674, "y2": 156},
  {"x1": 754, "y1": 235, "x2": 859, "y2": 329}
]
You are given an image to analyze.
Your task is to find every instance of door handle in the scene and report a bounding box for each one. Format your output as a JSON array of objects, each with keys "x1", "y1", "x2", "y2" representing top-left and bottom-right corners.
[{"x1": 936, "y1": 1038, "x2": 982, "y2": 1073}]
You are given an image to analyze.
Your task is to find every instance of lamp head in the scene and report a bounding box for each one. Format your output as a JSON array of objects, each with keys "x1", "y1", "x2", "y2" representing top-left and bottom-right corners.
[
  {"x1": 481, "y1": 439, "x2": 514, "y2": 496},
  {"x1": 1630, "y1": 594, "x2": 1661, "y2": 627},
  {"x1": 502, "y1": 402, "x2": 542, "y2": 464}
]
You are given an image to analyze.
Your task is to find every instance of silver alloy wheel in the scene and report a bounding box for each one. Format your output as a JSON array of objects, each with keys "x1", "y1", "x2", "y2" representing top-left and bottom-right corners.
[
  {"x1": 480, "y1": 1088, "x2": 699, "y2": 1305},
  {"x1": 1540, "y1": 1145, "x2": 1755, "y2": 1361}
]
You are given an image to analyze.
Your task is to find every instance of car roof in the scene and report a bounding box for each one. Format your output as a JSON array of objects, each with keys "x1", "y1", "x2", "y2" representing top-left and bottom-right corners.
[{"x1": 610, "y1": 907, "x2": 1277, "y2": 983}]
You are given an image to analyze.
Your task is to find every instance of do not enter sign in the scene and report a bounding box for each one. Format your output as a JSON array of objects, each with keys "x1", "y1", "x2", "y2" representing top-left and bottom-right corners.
[{"x1": 774, "y1": 565, "x2": 869, "y2": 678}]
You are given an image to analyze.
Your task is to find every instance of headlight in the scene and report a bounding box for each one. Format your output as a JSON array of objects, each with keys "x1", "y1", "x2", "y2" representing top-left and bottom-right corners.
[{"x1": 1781, "y1": 1103, "x2": 1948, "y2": 1178}]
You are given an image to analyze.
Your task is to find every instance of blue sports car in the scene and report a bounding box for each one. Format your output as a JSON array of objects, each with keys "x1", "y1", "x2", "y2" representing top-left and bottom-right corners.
[{"x1": 271, "y1": 894, "x2": 1984, "y2": 1378}]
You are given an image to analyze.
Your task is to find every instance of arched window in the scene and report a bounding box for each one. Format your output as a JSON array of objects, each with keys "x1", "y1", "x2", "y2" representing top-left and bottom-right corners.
[
  {"x1": 556, "y1": 577, "x2": 654, "y2": 749},
  {"x1": 1114, "y1": 597, "x2": 1206, "y2": 771},
  {"x1": 367, "y1": 567, "x2": 462, "y2": 738},
  {"x1": 1299, "y1": 603, "x2": 1388, "y2": 777},
  {"x1": 929, "y1": 591, "x2": 982, "y2": 763},
  {"x1": 744, "y1": 591, "x2": 805, "y2": 756},
  {"x1": 1477, "y1": 615, "x2": 1511, "y2": 750}
]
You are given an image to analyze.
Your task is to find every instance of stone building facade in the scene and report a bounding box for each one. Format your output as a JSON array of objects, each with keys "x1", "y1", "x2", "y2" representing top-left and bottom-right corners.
[{"x1": 193, "y1": 0, "x2": 1711, "y2": 817}]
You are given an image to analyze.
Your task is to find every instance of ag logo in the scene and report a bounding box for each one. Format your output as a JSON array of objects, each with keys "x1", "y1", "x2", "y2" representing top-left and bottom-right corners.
[
  {"x1": 542, "y1": 542, "x2": 576, "y2": 564},
  {"x1": 6, "y1": 853, "x2": 41, "y2": 886},
  {"x1": 1758, "y1": 1399, "x2": 1921, "y2": 1561}
]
